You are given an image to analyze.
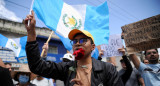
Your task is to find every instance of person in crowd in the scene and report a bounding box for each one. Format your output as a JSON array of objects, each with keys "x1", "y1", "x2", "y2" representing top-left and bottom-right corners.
[
  {"x1": 31, "y1": 75, "x2": 52, "y2": 86},
  {"x1": 13, "y1": 64, "x2": 36, "y2": 86},
  {"x1": 62, "y1": 53, "x2": 75, "y2": 62},
  {"x1": 143, "y1": 59, "x2": 149, "y2": 64},
  {"x1": 24, "y1": 11, "x2": 123, "y2": 86},
  {"x1": 97, "y1": 49, "x2": 104, "y2": 60},
  {"x1": 118, "y1": 48, "x2": 145, "y2": 86},
  {"x1": 118, "y1": 48, "x2": 133, "y2": 85},
  {"x1": 0, "y1": 58, "x2": 14, "y2": 86},
  {"x1": 129, "y1": 49, "x2": 160, "y2": 86},
  {"x1": 63, "y1": 53, "x2": 75, "y2": 61},
  {"x1": 4, "y1": 62, "x2": 19, "y2": 84},
  {"x1": 120, "y1": 30, "x2": 145, "y2": 86}
]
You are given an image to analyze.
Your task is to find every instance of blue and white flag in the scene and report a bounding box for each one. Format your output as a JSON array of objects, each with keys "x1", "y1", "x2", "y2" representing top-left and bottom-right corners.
[
  {"x1": 33, "y1": 0, "x2": 109, "y2": 58},
  {"x1": 0, "y1": 34, "x2": 27, "y2": 57}
]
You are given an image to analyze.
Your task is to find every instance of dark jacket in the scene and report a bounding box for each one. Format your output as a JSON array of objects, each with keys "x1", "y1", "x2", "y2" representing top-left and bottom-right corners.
[
  {"x1": 15, "y1": 83, "x2": 36, "y2": 86},
  {"x1": 119, "y1": 55, "x2": 133, "y2": 85},
  {"x1": 0, "y1": 66, "x2": 14, "y2": 86},
  {"x1": 26, "y1": 41, "x2": 123, "y2": 86}
]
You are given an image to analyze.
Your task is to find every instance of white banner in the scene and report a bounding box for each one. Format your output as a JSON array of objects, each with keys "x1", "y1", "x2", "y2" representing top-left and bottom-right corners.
[{"x1": 101, "y1": 34, "x2": 123, "y2": 57}]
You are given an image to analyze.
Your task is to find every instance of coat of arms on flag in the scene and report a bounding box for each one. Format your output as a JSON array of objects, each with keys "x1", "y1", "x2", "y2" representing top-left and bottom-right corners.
[{"x1": 32, "y1": 0, "x2": 109, "y2": 59}]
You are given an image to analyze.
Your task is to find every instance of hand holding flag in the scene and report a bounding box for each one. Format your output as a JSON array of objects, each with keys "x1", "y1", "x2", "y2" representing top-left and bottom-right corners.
[
  {"x1": 24, "y1": 10, "x2": 36, "y2": 42},
  {"x1": 42, "y1": 43, "x2": 49, "y2": 57}
]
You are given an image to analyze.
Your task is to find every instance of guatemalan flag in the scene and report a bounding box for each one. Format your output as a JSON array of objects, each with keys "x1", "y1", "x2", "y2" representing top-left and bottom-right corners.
[
  {"x1": 32, "y1": 0, "x2": 109, "y2": 59},
  {"x1": 0, "y1": 34, "x2": 27, "y2": 58}
]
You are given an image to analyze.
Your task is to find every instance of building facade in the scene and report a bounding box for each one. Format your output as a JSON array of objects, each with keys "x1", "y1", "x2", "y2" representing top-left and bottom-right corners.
[{"x1": 0, "y1": 18, "x2": 67, "y2": 64}]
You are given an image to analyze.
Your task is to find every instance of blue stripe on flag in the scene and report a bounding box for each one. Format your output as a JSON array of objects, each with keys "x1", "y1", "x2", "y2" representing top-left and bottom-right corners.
[
  {"x1": 0, "y1": 34, "x2": 8, "y2": 47},
  {"x1": 91, "y1": 47, "x2": 99, "y2": 59},
  {"x1": 19, "y1": 36, "x2": 27, "y2": 57},
  {"x1": 33, "y1": 0, "x2": 64, "y2": 30},
  {"x1": 84, "y1": 2, "x2": 109, "y2": 45},
  {"x1": 55, "y1": 33, "x2": 72, "y2": 51}
]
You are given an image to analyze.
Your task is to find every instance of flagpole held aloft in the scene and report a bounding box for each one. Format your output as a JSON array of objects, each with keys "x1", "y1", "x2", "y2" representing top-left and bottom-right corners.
[
  {"x1": 27, "y1": 0, "x2": 35, "y2": 26},
  {"x1": 40, "y1": 31, "x2": 53, "y2": 57}
]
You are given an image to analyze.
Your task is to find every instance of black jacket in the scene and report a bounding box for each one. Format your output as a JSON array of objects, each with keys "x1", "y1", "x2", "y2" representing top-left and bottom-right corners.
[
  {"x1": 0, "y1": 66, "x2": 14, "y2": 86},
  {"x1": 119, "y1": 55, "x2": 133, "y2": 85},
  {"x1": 26, "y1": 41, "x2": 123, "y2": 86}
]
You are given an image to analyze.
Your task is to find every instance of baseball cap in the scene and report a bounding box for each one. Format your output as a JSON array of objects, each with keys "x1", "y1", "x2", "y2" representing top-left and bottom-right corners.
[
  {"x1": 63, "y1": 53, "x2": 75, "y2": 61},
  {"x1": 68, "y1": 29, "x2": 94, "y2": 42}
]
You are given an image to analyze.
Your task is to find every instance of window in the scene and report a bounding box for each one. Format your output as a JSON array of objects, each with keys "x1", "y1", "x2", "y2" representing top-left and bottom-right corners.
[
  {"x1": 48, "y1": 45, "x2": 58, "y2": 54},
  {"x1": 0, "y1": 47, "x2": 17, "y2": 62}
]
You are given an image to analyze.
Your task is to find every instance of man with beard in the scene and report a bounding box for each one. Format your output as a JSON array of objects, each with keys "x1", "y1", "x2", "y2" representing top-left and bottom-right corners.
[{"x1": 130, "y1": 49, "x2": 160, "y2": 86}]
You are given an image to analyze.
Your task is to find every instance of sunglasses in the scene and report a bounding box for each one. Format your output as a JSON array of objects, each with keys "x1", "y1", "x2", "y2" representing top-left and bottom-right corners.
[
  {"x1": 70, "y1": 38, "x2": 88, "y2": 46},
  {"x1": 146, "y1": 51, "x2": 157, "y2": 55}
]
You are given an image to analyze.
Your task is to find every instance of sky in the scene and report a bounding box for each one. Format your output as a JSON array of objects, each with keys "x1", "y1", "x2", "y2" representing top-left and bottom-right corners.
[{"x1": 1, "y1": 0, "x2": 160, "y2": 35}]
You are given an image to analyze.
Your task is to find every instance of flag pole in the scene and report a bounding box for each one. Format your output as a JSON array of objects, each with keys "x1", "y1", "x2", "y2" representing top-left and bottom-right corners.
[
  {"x1": 41, "y1": 31, "x2": 53, "y2": 57},
  {"x1": 29, "y1": 0, "x2": 34, "y2": 14},
  {"x1": 26, "y1": 0, "x2": 34, "y2": 25}
]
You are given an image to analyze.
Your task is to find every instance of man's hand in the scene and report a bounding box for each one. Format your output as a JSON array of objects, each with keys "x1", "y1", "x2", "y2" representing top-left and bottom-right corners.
[
  {"x1": 118, "y1": 47, "x2": 125, "y2": 56},
  {"x1": 71, "y1": 68, "x2": 90, "y2": 86},
  {"x1": 0, "y1": 58, "x2": 5, "y2": 67},
  {"x1": 24, "y1": 10, "x2": 36, "y2": 42}
]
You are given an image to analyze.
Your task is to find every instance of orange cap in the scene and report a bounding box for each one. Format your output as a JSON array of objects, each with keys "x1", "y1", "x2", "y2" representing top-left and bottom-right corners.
[{"x1": 68, "y1": 29, "x2": 94, "y2": 42}]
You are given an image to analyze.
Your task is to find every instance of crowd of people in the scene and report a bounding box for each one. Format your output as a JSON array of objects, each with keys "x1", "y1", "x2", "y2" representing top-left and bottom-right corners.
[{"x1": 0, "y1": 10, "x2": 159, "y2": 86}]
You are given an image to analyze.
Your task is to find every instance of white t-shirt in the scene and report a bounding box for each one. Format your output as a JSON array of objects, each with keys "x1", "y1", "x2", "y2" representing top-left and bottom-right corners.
[{"x1": 31, "y1": 78, "x2": 53, "y2": 86}]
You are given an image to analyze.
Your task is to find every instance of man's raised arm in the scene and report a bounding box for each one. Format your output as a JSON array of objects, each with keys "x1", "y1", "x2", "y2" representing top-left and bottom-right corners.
[
  {"x1": 24, "y1": 10, "x2": 36, "y2": 42},
  {"x1": 129, "y1": 54, "x2": 140, "y2": 69}
]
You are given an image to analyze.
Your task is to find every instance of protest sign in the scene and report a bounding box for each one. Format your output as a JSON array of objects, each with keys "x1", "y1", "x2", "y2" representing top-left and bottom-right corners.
[
  {"x1": 121, "y1": 14, "x2": 160, "y2": 54},
  {"x1": 101, "y1": 34, "x2": 123, "y2": 57}
]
